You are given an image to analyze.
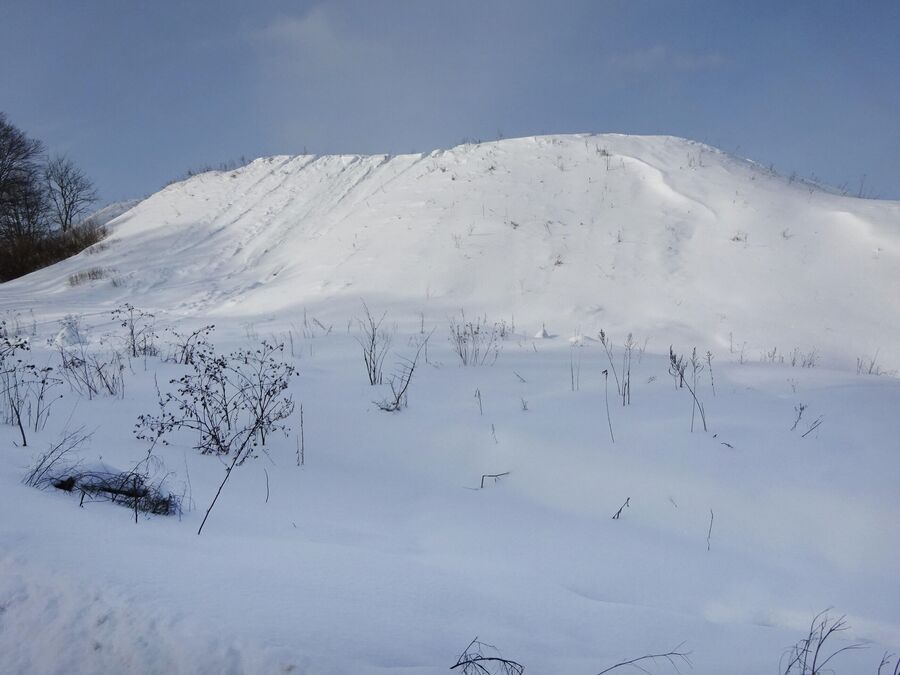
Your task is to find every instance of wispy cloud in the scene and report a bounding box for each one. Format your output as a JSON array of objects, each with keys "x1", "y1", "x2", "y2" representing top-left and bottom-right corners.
[
  {"x1": 607, "y1": 45, "x2": 727, "y2": 73},
  {"x1": 252, "y1": 8, "x2": 388, "y2": 74}
]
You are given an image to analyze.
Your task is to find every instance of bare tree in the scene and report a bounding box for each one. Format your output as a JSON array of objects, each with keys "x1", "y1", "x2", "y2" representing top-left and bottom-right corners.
[
  {"x1": 0, "y1": 112, "x2": 45, "y2": 242},
  {"x1": 45, "y1": 154, "x2": 97, "y2": 232},
  {"x1": 1, "y1": 114, "x2": 104, "y2": 280},
  {"x1": 1, "y1": 167, "x2": 47, "y2": 241},
  {"x1": 0, "y1": 112, "x2": 43, "y2": 195}
]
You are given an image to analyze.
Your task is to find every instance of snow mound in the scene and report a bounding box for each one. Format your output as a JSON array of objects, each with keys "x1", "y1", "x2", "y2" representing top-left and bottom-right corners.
[{"x1": 4, "y1": 133, "x2": 899, "y2": 367}]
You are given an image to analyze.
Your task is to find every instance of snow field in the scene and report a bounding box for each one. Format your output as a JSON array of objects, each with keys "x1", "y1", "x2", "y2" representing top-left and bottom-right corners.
[{"x1": 1, "y1": 313, "x2": 898, "y2": 673}]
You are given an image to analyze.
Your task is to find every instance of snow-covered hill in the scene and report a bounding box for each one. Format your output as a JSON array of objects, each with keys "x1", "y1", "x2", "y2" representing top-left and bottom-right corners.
[
  {"x1": 1, "y1": 136, "x2": 899, "y2": 674},
  {"x1": 3, "y1": 134, "x2": 899, "y2": 368}
]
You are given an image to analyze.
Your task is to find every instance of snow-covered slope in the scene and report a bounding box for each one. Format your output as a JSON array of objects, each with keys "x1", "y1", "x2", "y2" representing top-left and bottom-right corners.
[
  {"x1": 83, "y1": 199, "x2": 143, "y2": 229},
  {"x1": 4, "y1": 134, "x2": 899, "y2": 368},
  {"x1": 1, "y1": 135, "x2": 899, "y2": 674}
]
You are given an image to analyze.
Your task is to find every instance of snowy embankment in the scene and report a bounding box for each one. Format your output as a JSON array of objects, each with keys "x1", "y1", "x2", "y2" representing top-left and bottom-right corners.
[{"x1": 1, "y1": 135, "x2": 899, "y2": 674}]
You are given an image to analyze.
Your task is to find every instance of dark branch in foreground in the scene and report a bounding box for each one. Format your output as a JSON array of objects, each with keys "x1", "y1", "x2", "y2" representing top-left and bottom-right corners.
[
  {"x1": 780, "y1": 609, "x2": 865, "y2": 674},
  {"x1": 876, "y1": 651, "x2": 899, "y2": 675},
  {"x1": 451, "y1": 637, "x2": 524, "y2": 675},
  {"x1": 596, "y1": 644, "x2": 692, "y2": 674}
]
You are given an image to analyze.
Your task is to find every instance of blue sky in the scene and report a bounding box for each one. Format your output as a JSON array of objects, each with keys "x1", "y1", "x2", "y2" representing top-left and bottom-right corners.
[{"x1": 2, "y1": 1, "x2": 898, "y2": 202}]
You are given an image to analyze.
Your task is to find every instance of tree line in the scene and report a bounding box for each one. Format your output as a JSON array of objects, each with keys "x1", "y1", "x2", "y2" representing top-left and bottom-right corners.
[{"x1": 1, "y1": 112, "x2": 103, "y2": 282}]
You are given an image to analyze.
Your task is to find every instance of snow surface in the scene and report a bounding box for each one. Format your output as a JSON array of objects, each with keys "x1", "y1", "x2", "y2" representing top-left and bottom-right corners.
[
  {"x1": 84, "y1": 199, "x2": 144, "y2": 230},
  {"x1": 1, "y1": 134, "x2": 898, "y2": 673}
]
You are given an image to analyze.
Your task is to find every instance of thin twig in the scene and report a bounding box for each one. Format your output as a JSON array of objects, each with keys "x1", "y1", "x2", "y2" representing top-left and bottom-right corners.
[
  {"x1": 298, "y1": 403, "x2": 305, "y2": 466},
  {"x1": 596, "y1": 643, "x2": 692, "y2": 674},
  {"x1": 790, "y1": 403, "x2": 806, "y2": 432},
  {"x1": 603, "y1": 369, "x2": 615, "y2": 444},
  {"x1": 451, "y1": 637, "x2": 524, "y2": 675},
  {"x1": 612, "y1": 497, "x2": 630, "y2": 519},
  {"x1": 801, "y1": 416, "x2": 823, "y2": 438},
  {"x1": 481, "y1": 472, "x2": 510, "y2": 489}
]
